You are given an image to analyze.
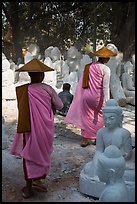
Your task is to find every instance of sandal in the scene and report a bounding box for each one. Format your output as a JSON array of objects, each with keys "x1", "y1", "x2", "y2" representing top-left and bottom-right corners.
[
  {"x1": 81, "y1": 140, "x2": 90, "y2": 147},
  {"x1": 32, "y1": 180, "x2": 47, "y2": 192},
  {"x1": 22, "y1": 186, "x2": 33, "y2": 199},
  {"x1": 92, "y1": 139, "x2": 96, "y2": 145}
]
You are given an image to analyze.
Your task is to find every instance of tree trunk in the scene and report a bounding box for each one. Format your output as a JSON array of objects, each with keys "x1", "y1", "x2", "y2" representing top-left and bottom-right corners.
[
  {"x1": 8, "y1": 3, "x2": 22, "y2": 62},
  {"x1": 92, "y1": 7, "x2": 97, "y2": 62},
  {"x1": 110, "y1": 2, "x2": 135, "y2": 61}
]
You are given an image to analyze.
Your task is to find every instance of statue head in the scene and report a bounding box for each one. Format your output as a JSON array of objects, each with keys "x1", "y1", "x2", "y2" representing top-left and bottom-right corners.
[
  {"x1": 2, "y1": 53, "x2": 6, "y2": 61},
  {"x1": 106, "y1": 43, "x2": 118, "y2": 55},
  {"x1": 44, "y1": 46, "x2": 54, "y2": 58},
  {"x1": 51, "y1": 47, "x2": 61, "y2": 61},
  {"x1": 96, "y1": 145, "x2": 126, "y2": 184},
  {"x1": 102, "y1": 99, "x2": 123, "y2": 128},
  {"x1": 67, "y1": 46, "x2": 78, "y2": 59}
]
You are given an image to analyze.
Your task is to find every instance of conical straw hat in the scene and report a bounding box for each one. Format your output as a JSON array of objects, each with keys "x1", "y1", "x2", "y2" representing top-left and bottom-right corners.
[
  {"x1": 15, "y1": 58, "x2": 54, "y2": 72},
  {"x1": 93, "y1": 47, "x2": 117, "y2": 58}
]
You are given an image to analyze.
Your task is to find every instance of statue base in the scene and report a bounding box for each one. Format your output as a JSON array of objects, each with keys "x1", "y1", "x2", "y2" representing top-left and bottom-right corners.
[{"x1": 79, "y1": 169, "x2": 135, "y2": 202}]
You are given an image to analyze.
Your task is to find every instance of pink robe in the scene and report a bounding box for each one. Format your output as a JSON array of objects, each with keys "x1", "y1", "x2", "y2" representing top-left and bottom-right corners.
[
  {"x1": 64, "y1": 62, "x2": 106, "y2": 140},
  {"x1": 10, "y1": 83, "x2": 63, "y2": 179}
]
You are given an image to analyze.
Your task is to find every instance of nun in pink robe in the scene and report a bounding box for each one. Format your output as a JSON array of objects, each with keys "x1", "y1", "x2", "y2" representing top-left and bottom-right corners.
[
  {"x1": 10, "y1": 83, "x2": 63, "y2": 179},
  {"x1": 64, "y1": 60, "x2": 111, "y2": 146},
  {"x1": 9, "y1": 59, "x2": 63, "y2": 198}
]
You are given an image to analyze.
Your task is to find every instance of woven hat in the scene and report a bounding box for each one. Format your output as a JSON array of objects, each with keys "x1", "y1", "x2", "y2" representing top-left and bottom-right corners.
[
  {"x1": 93, "y1": 47, "x2": 117, "y2": 58},
  {"x1": 15, "y1": 58, "x2": 54, "y2": 72}
]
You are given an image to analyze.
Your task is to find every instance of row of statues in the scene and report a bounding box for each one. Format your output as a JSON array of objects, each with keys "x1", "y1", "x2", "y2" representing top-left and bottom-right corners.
[
  {"x1": 105, "y1": 44, "x2": 135, "y2": 106},
  {"x1": 2, "y1": 43, "x2": 135, "y2": 106}
]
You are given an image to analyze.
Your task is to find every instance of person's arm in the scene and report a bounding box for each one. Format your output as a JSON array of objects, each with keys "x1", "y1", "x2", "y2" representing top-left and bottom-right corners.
[
  {"x1": 71, "y1": 94, "x2": 74, "y2": 103},
  {"x1": 102, "y1": 66, "x2": 111, "y2": 102},
  {"x1": 51, "y1": 88, "x2": 63, "y2": 111}
]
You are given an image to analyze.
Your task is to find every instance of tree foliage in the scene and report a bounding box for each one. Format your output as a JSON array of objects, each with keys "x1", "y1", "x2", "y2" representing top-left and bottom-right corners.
[{"x1": 2, "y1": 2, "x2": 135, "y2": 62}]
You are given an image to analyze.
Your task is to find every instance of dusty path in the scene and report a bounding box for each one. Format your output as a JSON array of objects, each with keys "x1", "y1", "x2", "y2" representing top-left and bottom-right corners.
[{"x1": 2, "y1": 100, "x2": 135, "y2": 202}]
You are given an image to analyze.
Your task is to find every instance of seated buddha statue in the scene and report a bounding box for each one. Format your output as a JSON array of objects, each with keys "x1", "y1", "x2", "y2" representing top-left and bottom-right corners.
[
  {"x1": 96, "y1": 145, "x2": 129, "y2": 202},
  {"x1": 83, "y1": 99, "x2": 134, "y2": 178},
  {"x1": 121, "y1": 61, "x2": 135, "y2": 105}
]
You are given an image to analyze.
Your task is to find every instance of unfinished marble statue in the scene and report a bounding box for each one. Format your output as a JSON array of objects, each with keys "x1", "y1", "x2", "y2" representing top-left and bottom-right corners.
[
  {"x1": 44, "y1": 46, "x2": 54, "y2": 58},
  {"x1": 9, "y1": 59, "x2": 18, "y2": 83},
  {"x1": 78, "y1": 54, "x2": 92, "y2": 79},
  {"x1": 43, "y1": 46, "x2": 64, "y2": 88},
  {"x1": 44, "y1": 46, "x2": 63, "y2": 72},
  {"x1": 15, "y1": 64, "x2": 30, "y2": 86},
  {"x1": 9, "y1": 59, "x2": 17, "y2": 71},
  {"x1": 79, "y1": 99, "x2": 135, "y2": 201},
  {"x1": 121, "y1": 61, "x2": 135, "y2": 105},
  {"x1": 131, "y1": 54, "x2": 135, "y2": 86},
  {"x1": 22, "y1": 47, "x2": 34, "y2": 64},
  {"x1": 96, "y1": 145, "x2": 129, "y2": 202},
  {"x1": 67, "y1": 46, "x2": 82, "y2": 73},
  {"x1": 62, "y1": 63, "x2": 70, "y2": 79},
  {"x1": 15, "y1": 46, "x2": 42, "y2": 85},
  {"x1": 28, "y1": 43, "x2": 41, "y2": 59},
  {"x1": 44, "y1": 47, "x2": 56, "y2": 77},
  {"x1": 2, "y1": 53, "x2": 16, "y2": 99},
  {"x1": 51, "y1": 47, "x2": 66, "y2": 77},
  {"x1": 44, "y1": 56, "x2": 53, "y2": 68},
  {"x1": 15, "y1": 48, "x2": 33, "y2": 86},
  {"x1": 43, "y1": 46, "x2": 90, "y2": 93},
  {"x1": 2, "y1": 53, "x2": 15, "y2": 86},
  {"x1": 63, "y1": 71, "x2": 78, "y2": 94},
  {"x1": 43, "y1": 70, "x2": 57, "y2": 89},
  {"x1": 105, "y1": 44, "x2": 127, "y2": 107},
  {"x1": 13, "y1": 58, "x2": 22, "y2": 83},
  {"x1": 63, "y1": 46, "x2": 82, "y2": 94},
  {"x1": 51, "y1": 47, "x2": 61, "y2": 62}
]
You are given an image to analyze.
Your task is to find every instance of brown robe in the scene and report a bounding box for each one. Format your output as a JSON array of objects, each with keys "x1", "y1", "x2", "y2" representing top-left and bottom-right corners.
[{"x1": 16, "y1": 83, "x2": 31, "y2": 133}]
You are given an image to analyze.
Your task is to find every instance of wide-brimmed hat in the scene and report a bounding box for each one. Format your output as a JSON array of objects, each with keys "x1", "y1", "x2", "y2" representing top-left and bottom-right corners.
[
  {"x1": 93, "y1": 47, "x2": 117, "y2": 58},
  {"x1": 15, "y1": 58, "x2": 54, "y2": 72}
]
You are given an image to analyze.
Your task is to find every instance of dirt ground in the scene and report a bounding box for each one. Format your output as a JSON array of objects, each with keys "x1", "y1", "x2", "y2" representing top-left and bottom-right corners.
[
  {"x1": 2, "y1": 100, "x2": 98, "y2": 202},
  {"x1": 2, "y1": 100, "x2": 135, "y2": 202}
]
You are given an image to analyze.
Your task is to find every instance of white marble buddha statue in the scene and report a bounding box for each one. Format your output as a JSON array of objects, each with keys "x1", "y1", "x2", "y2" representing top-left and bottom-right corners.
[
  {"x1": 105, "y1": 44, "x2": 127, "y2": 107},
  {"x1": 96, "y1": 145, "x2": 129, "y2": 202},
  {"x1": 121, "y1": 61, "x2": 135, "y2": 105},
  {"x1": 87, "y1": 99, "x2": 134, "y2": 175}
]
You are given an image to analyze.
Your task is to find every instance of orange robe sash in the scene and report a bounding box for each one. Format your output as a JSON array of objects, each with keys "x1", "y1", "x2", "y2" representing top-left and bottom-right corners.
[
  {"x1": 16, "y1": 84, "x2": 31, "y2": 133},
  {"x1": 82, "y1": 63, "x2": 91, "y2": 89}
]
